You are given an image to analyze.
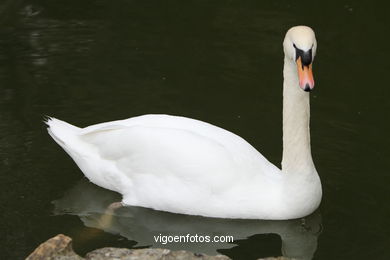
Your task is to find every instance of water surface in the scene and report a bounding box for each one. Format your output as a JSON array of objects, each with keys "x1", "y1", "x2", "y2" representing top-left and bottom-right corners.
[{"x1": 0, "y1": 0, "x2": 389, "y2": 259}]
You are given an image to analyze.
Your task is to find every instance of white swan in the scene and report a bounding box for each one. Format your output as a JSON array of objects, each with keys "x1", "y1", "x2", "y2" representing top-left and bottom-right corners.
[{"x1": 47, "y1": 26, "x2": 322, "y2": 220}]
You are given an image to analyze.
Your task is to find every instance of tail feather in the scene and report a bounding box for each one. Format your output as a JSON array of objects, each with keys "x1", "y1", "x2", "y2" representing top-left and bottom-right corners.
[
  {"x1": 46, "y1": 117, "x2": 120, "y2": 193},
  {"x1": 46, "y1": 117, "x2": 81, "y2": 147}
]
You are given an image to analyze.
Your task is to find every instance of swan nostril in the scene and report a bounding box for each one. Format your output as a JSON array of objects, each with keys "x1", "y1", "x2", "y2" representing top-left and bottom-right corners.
[{"x1": 304, "y1": 84, "x2": 311, "y2": 92}]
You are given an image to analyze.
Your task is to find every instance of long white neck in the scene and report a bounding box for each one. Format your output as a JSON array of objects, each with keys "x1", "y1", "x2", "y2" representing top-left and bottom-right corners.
[{"x1": 281, "y1": 56, "x2": 315, "y2": 175}]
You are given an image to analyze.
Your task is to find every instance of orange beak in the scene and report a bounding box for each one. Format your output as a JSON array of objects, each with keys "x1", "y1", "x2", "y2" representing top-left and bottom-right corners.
[{"x1": 296, "y1": 57, "x2": 314, "y2": 92}]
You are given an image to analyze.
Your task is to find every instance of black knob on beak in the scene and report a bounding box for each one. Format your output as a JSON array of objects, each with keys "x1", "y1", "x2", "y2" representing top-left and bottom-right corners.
[
  {"x1": 294, "y1": 45, "x2": 313, "y2": 66},
  {"x1": 301, "y1": 49, "x2": 312, "y2": 66}
]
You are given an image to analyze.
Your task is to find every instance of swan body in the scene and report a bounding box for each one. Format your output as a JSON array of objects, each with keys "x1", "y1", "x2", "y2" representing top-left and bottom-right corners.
[{"x1": 47, "y1": 26, "x2": 322, "y2": 220}]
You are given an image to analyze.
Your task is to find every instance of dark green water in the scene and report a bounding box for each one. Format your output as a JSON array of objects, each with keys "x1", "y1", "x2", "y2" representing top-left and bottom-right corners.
[{"x1": 1, "y1": 0, "x2": 389, "y2": 259}]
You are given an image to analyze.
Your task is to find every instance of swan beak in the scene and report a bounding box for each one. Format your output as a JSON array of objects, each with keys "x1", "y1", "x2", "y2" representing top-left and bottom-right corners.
[{"x1": 296, "y1": 57, "x2": 314, "y2": 92}]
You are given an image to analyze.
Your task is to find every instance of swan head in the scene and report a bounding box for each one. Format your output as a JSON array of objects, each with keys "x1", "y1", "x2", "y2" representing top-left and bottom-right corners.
[{"x1": 283, "y1": 26, "x2": 317, "y2": 92}]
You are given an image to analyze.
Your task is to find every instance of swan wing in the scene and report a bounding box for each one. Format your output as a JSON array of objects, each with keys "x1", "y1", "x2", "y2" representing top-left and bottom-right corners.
[{"x1": 48, "y1": 115, "x2": 281, "y2": 217}]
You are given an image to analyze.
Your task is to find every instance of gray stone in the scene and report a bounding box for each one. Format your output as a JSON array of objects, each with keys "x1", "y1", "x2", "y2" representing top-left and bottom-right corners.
[{"x1": 85, "y1": 247, "x2": 231, "y2": 260}]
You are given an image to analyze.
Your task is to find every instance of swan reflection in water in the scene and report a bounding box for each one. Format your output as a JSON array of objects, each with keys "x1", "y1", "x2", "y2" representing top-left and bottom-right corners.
[{"x1": 53, "y1": 180, "x2": 322, "y2": 260}]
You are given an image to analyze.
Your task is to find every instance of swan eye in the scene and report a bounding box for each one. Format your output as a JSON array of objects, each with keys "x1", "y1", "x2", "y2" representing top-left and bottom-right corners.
[{"x1": 293, "y1": 43, "x2": 297, "y2": 49}]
